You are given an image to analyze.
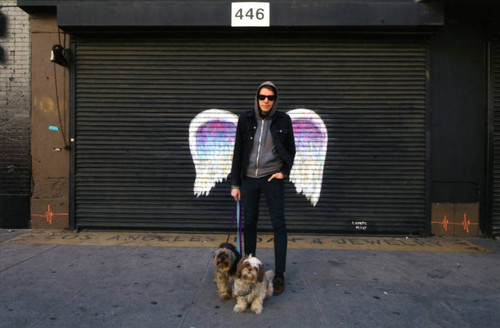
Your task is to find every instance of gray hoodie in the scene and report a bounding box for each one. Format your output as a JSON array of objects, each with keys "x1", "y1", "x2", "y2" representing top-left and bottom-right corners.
[{"x1": 245, "y1": 81, "x2": 284, "y2": 178}]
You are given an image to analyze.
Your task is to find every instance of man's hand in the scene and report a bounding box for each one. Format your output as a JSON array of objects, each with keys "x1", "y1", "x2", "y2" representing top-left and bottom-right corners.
[
  {"x1": 268, "y1": 172, "x2": 284, "y2": 182},
  {"x1": 231, "y1": 188, "x2": 241, "y2": 201}
]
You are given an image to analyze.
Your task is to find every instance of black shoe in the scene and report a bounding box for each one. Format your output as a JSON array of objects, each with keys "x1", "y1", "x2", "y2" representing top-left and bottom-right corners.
[{"x1": 273, "y1": 275, "x2": 285, "y2": 295}]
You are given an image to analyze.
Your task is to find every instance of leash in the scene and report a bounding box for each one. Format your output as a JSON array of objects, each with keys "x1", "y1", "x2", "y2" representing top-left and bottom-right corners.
[{"x1": 226, "y1": 200, "x2": 243, "y2": 255}]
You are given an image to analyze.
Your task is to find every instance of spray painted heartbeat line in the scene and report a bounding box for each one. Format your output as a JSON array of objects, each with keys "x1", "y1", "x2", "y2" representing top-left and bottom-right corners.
[
  {"x1": 31, "y1": 204, "x2": 68, "y2": 224},
  {"x1": 433, "y1": 215, "x2": 450, "y2": 231},
  {"x1": 431, "y1": 213, "x2": 478, "y2": 233},
  {"x1": 460, "y1": 213, "x2": 477, "y2": 233}
]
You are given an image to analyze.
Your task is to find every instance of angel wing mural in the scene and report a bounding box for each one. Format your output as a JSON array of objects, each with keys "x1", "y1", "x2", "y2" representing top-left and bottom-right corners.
[
  {"x1": 189, "y1": 108, "x2": 328, "y2": 206},
  {"x1": 287, "y1": 109, "x2": 328, "y2": 206},
  {"x1": 189, "y1": 109, "x2": 238, "y2": 196}
]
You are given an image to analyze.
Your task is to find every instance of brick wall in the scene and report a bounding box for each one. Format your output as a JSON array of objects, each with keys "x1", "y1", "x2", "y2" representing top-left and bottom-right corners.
[{"x1": 0, "y1": 1, "x2": 31, "y2": 228}]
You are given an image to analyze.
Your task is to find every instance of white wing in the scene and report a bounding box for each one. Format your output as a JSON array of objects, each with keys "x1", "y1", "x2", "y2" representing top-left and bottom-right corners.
[
  {"x1": 189, "y1": 109, "x2": 238, "y2": 196},
  {"x1": 288, "y1": 109, "x2": 328, "y2": 206}
]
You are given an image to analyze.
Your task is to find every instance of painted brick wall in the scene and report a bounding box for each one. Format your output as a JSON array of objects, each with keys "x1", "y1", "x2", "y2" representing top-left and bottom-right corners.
[{"x1": 0, "y1": 1, "x2": 31, "y2": 228}]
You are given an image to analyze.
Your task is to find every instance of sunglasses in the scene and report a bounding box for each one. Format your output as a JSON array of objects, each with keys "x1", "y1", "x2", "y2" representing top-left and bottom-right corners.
[{"x1": 258, "y1": 94, "x2": 276, "y2": 101}]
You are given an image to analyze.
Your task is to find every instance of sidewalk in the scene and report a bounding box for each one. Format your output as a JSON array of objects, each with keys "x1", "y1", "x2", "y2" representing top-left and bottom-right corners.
[{"x1": 1, "y1": 229, "x2": 499, "y2": 328}]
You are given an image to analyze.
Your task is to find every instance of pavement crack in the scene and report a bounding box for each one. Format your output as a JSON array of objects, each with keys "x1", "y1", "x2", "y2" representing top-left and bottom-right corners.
[
  {"x1": 177, "y1": 252, "x2": 212, "y2": 328},
  {"x1": 297, "y1": 263, "x2": 329, "y2": 327},
  {"x1": 28, "y1": 246, "x2": 141, "y2": 328},
  {"x1": 0, "y1": 244, "x2": 61, "y2": 274}
]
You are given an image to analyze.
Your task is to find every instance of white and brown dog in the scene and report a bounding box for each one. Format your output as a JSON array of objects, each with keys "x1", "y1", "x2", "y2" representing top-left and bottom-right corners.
[
  {"x1": 233, "y1": 255, "x2": 274, "y2": 314},
  {"x1": 213, "y1": 242, "x2": 241, "y2": 300}
]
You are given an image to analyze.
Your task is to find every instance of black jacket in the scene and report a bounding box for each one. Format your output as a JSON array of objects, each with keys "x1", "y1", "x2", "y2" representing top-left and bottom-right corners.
[{"x1": 230, "y1": 109, "x2": 296, "y2": 186}]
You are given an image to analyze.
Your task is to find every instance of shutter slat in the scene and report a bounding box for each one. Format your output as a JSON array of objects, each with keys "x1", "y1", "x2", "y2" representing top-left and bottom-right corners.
[{"x1": 491, "y1": 37, "x2": 500, "y2": 236}]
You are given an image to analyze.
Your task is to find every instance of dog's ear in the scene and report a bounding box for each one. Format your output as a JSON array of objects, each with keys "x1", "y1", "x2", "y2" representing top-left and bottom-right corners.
[
  {"x1": 213, "y1": 249, "x2": 220, "y2": 262},
  {"x1": 257, "y1": 264, "x2": 265, "y2": 282},
  {"x1": 229, "y1": 252, "x2": 239, "y2": 274},
  {"x1": 235, "y1": 257, "x2": 245, "y2": 278}
]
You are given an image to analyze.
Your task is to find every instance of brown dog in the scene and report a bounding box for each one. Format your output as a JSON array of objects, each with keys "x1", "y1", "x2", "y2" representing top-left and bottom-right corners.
[
  {"x1": 213, "y1": 243, "x2": 241, "y2": 300},
  {"x1": 232, "y1": 255, "x2": 274, "y2": 314}
]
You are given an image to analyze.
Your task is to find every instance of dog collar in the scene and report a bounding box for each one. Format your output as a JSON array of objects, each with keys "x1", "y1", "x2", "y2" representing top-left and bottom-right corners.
[{"x1": 238, "y1": 283, "x2": 256, "y2": 297}]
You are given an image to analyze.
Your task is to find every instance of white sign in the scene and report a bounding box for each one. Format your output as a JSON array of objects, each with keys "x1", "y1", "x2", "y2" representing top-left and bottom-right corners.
[{"x1": 231, "y1": 2, "x2": 270, "y2": 27}]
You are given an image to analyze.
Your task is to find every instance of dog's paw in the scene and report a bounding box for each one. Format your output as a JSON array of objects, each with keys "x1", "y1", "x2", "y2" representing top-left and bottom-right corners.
[
  {"x1": 251, "y1": 304, "x2": 263, "y2": 314},
  {"x1": 233, "y1": 304, "x2": 246, "y2": 313}
]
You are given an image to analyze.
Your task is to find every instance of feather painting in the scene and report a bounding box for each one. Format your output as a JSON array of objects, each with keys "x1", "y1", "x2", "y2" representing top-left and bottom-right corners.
[{"x1": 189, "y1": 108, "x2": 327, "y2": 206}]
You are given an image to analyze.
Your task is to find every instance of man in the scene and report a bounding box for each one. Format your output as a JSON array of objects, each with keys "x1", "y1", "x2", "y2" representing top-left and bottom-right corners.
[{"x1": 230, "y1": 81, "x2": 296, "y2": 295}]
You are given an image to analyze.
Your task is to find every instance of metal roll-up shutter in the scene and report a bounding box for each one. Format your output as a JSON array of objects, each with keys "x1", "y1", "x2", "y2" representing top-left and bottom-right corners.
[
  {"x1": 491, "y1": 36, "x2": 500, "y2": 236},
  {"x1": 73, "y1": 31, "x2": 428, "y2": 234}
]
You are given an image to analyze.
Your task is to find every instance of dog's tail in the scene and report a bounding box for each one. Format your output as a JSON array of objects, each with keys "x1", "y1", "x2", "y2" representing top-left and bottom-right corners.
[{"x1": 264, "y1": 270, "x2": 275, "y2": 299}]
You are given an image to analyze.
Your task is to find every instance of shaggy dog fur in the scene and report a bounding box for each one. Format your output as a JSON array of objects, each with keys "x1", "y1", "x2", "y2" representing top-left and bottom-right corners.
[
  {"x1": 213, "y1": 243, "x2": 241, "y2": 300},
  {"x1": 232, "y1": 255, "x2": 274, "y2": 314}
]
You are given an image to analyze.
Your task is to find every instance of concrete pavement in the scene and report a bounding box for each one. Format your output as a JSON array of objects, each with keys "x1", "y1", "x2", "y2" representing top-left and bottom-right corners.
[{"x1": 1, "y1": 229, "x2": 499, "y2": 328}]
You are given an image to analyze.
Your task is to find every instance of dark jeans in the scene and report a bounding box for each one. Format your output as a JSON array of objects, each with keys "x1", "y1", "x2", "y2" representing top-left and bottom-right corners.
[{"x1": 241, "y1": 175, "x2": 287, "y2": 274}]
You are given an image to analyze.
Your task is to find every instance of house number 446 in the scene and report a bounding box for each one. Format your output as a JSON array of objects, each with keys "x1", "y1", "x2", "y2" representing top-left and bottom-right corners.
[{"x1": 231, "y1": 2, "x2": 270, "y2": 27}]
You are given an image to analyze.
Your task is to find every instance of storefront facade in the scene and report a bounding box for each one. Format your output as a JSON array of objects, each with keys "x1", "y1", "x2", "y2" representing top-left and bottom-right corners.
[{"x1": 17, "y1": 0, "x2": 500, "y2": 237}]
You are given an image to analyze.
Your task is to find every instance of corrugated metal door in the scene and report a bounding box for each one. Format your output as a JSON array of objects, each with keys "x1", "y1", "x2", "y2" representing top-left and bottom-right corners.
[
  {"x1": 491, "y1": 37, "x2": 500, "y2": 236},
  {"x1": 73, "y1": 31, "x2": 428, "y2": 234}
]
